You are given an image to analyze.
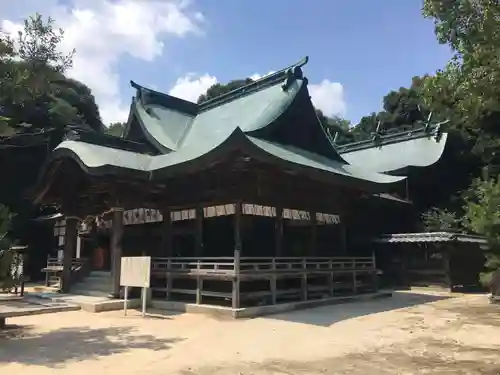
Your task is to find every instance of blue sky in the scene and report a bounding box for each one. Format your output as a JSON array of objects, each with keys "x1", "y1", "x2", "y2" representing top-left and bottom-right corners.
[{"x1": 1, "y1": 0, "x2": 452, "y2": 125}]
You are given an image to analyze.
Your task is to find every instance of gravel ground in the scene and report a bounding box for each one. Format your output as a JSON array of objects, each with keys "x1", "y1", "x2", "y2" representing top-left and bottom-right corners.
[{"x1": 1, "y1": 290, "x2": 500, "y2": 375}]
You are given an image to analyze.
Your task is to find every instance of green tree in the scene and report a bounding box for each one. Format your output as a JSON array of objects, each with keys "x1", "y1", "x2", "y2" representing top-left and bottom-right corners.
[
  {"x1": 0, "y1": 13, "x2": 103, "y2": 134},
  {"x1": 463, "y1": 177, "x2": 500, "y2": 285},
  {"x1": 316, "y1": 109, "x2": 355, "y2": 144},
  {"x1": 105, "y1": 122, "x2": 126, "y2": 137},
  {"x1": 0, "y1": 14, "x2": 104, "y2": 278},
  {"x1": 350, "y1": 76, "x2": 434, "y2": 141},
  {"x1": 421, "y1": 207, "x2": 462, "y2": 232},
  {"x1": 197, "y1": 78, "x2": 253, "y2": 104},
  {"x1": 422, "y1": 0, "x2": 500, "y2": 170}
]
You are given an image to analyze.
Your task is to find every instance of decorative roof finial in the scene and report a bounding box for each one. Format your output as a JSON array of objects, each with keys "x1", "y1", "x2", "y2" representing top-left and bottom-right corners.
[
  {"x1": 424, "y1": 111, "x2": 433, "y2": 133},
  {"x1": 281, "y1": 57, "x2": 309, "y2": 92},
  {"x1": 281, "y1": 69, "x2": 295, "y2": 91},
  {"x1": 371, "y1": 120, "x2": 383, "y2": 144}
]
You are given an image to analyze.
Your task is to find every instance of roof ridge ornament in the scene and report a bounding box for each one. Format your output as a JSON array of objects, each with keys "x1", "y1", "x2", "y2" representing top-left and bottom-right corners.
[
  {"x1": 370, "y1": 120, "x2": 383, "y2": 145},
  {"x1": 281, "y1": 63, "x2": 307, "y2": 92},
  {"x1": 419, "y1": 109, "x2": 449, "y2": 142}
]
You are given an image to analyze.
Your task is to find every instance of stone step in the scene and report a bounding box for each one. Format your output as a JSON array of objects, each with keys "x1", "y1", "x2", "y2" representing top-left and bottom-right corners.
[
  {"x1": 82, "y1": 276, "x2": 112, "y2": 286},
  {"x1": 70, "y1": 288, "x2": 110, "y2": 298},
  {"x1": 73, "y1": 281, "x2": 111, "y2": 293},
  {"x1": 89, "y1": 271, "x2": 112, "y2": 278}
]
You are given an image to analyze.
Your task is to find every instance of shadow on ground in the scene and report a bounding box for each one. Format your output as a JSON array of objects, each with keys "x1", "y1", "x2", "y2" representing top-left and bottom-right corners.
[
  {"x1": 0, "y1": 324, "x2": 181, "y2": 368},
  {"x1": 180, "y1": 337, "x2": 500, "y2": 375},
  {"x1": 269, "y1": 291, "x2": 451, "y2": 327}
]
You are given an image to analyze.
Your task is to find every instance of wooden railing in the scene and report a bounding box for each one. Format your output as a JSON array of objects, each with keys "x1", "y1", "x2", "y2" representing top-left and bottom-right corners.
[
  {"x1": 42, "y1": 257, "x2": 90, "y2": 288},
  {"x1": 151, "y1": 256, "x2": 375, "y2": 276},
  {"x1": 150, "y1": 256, "x2": 377, "y2": 308}
]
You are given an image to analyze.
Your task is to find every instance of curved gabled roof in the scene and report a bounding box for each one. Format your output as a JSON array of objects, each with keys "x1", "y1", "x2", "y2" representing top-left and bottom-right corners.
[
  {"x1": 338, "y1": 128, "x2": 448, "y2": 174},
  {"x1": 35, "y1": 57, "x2": 408, "y2": 204},
  {"x1": 124, "y1": 56, "x2": 344, "y2": 162},
  {"x1": 48, "y1": 128, "x2": 404, "y2": 190}
]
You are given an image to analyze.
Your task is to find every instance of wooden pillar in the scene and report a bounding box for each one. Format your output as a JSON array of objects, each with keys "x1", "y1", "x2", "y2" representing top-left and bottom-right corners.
[
  {"x1": 232, "y1": 202, "x2": 242, "y2": 309},
  {"x1": 401, "y1": 244, "x2": 410, "y2": 288},
  {"x1": 110, "y1": 208, "x2": 124, "y2": 299},
  {"x1": 328, "y1": 259, "x2": 334, "y2": 296},
  {"x1": 196, "y1": 260, "x2": 203, "y2": 304},
  {"x1": 340, "y1": 217, "x2": 347, "y2": 255},
  {"x1": 270, "y1": 258, "x2": 277, "y2": 304},
  {"x1": 61, "y1": 217, "x2": 78, "y2": 293},
  {"x1": 162, "y1": 208, "x2": 172, "y2": 300},
  {"x1": 195, "y1": 205, "x2": 204, "y2": 257},
  {"x1": 161, "y1": 208, "x2": 172, "y2": 257},
  {"x1": 372, "y1": 251, "x2": 378, "y2": 291},
  {"x1": 275, "y1": 205, "x2": 283, "y2": 257},
  {"x1": 352, "y1": 258, "x2": 357, "y2": 294},
  {"x1": 310, "y1": 211, "x2": 317, "y2": 256},
  {"x1": 301, "y1": 258, "x2": 308, "y2": 300},
  {"x1": 443, "y1": 246, "x2": 452, "y2": 291}
]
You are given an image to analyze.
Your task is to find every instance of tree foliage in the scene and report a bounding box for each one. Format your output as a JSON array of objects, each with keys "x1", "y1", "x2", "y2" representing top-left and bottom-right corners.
[
  {"x1": 0, "y1": 14, "x2": 104, "y2": 269},
  {"x1": 422, "y1": 0, "x2": 500, "y2": 169},
  {"x1": 421, "y1": 207, "x2": 462, "y2": 232},
  {"x1": 462, "y1": 177, "x2": 500, "y2": 285},
  {"x1": 106, "y1": 122, "x2": 126, "y2": 137},
  {"x1": 197, "y1": 78, "x2": 253, "y2": 104},
  {"x1": 0, "y1": 13, "x2": 103, "y2": 134},
  {"x1": 463, "y1": 177, "x2": 500, "y2": 246}
]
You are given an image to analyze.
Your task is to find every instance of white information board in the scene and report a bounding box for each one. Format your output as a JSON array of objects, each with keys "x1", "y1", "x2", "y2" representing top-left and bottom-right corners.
[
  {"x1": 120, "y1": 256, "x2": 151, "y2": 288},
  {"x1": 120, "y1": 256, "x2": 151, "y2": 317}
]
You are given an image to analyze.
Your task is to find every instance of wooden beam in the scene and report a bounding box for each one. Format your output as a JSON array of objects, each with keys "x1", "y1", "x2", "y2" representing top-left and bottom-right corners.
[
  {"x1": 161, "y1": 208, "x2": 172, "y2": 257},
  {"x1": 310, "y1": 211, "x2": 317, "y2": 256},
  {"x1": 232, "y1": 201, "x2": 242, "y2": 309},
  {"x1": 61, "y1": 217, "x2": 77, "y2": 293},
  {"x1": 275, "y1": 204, "x2": 283, "y2": 257},
  {"x1": 443, "y1": 245, "x2": 452, "y2": 291},
  {"x1": 110, "y1": 208, "x2": 124, "y2": 298},
  {"x1": 195, "y1": 205, "x2": 204, "y2": 257}
]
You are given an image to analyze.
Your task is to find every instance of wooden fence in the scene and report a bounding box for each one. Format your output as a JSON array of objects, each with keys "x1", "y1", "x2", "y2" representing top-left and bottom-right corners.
[
  {"x1": 42, "y1": 257, "x2": 90, "y2": 288},
  {"x1": 150, "y1": 256, "x2": 377, "y2": 308}
]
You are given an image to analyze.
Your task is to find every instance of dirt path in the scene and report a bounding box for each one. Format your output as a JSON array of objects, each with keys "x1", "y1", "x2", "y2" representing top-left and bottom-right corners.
[{"x1": 1, "y1": 291, "x2": 500, "y2": 375}]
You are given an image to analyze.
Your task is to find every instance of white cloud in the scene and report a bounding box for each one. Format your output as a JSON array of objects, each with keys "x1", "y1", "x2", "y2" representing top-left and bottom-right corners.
[
  {"x1": 168, "y1": 73, "x2": 217, "y2": 102},
  {"x1": 168, "y1": 71, "x2": 346, "y2": 118},
  {"x1": 248, "y1": 71, "x2": 275, "y2": 81},
  {"x1": 167, "y1": 70, "x2": 275, "y2": 104},
  {"x1": 309, "y1": 79, "x2": 346, "y2": 118},
  {"x1": 1, "y1": 0, "x2": 204, "y2": 125}
]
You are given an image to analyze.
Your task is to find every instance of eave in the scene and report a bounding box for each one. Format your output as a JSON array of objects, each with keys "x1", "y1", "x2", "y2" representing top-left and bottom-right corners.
[
  {"x1": 35, "y1": 127, "x2": 406, "y2": 205},
  {"x1": 338, "y1": 126, "x2": 448, "y2": 174}
]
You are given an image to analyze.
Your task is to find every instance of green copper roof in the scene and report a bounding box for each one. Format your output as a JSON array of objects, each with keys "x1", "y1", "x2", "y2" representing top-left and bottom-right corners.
[
  {"x1": 54, "y1": 129, "x2": 404, "y2": 188},
  {"x1": 338, "y1": 127, "x2": 448, "y2": 174},
  {"x1": 246, "y1": 137, "x2": 402, "y2": 184},
  {"x1": 41, "y1": 57, "x2": 406, "y2": 194}
]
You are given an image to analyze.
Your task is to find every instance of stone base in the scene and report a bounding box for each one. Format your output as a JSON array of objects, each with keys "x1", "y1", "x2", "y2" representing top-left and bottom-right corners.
[
  {"x1": 490, "y1": 294, "x2": 500, "y2": 304},
  {"x1": 151, "y1": 291, "x2": 393, "y2": 319}
]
